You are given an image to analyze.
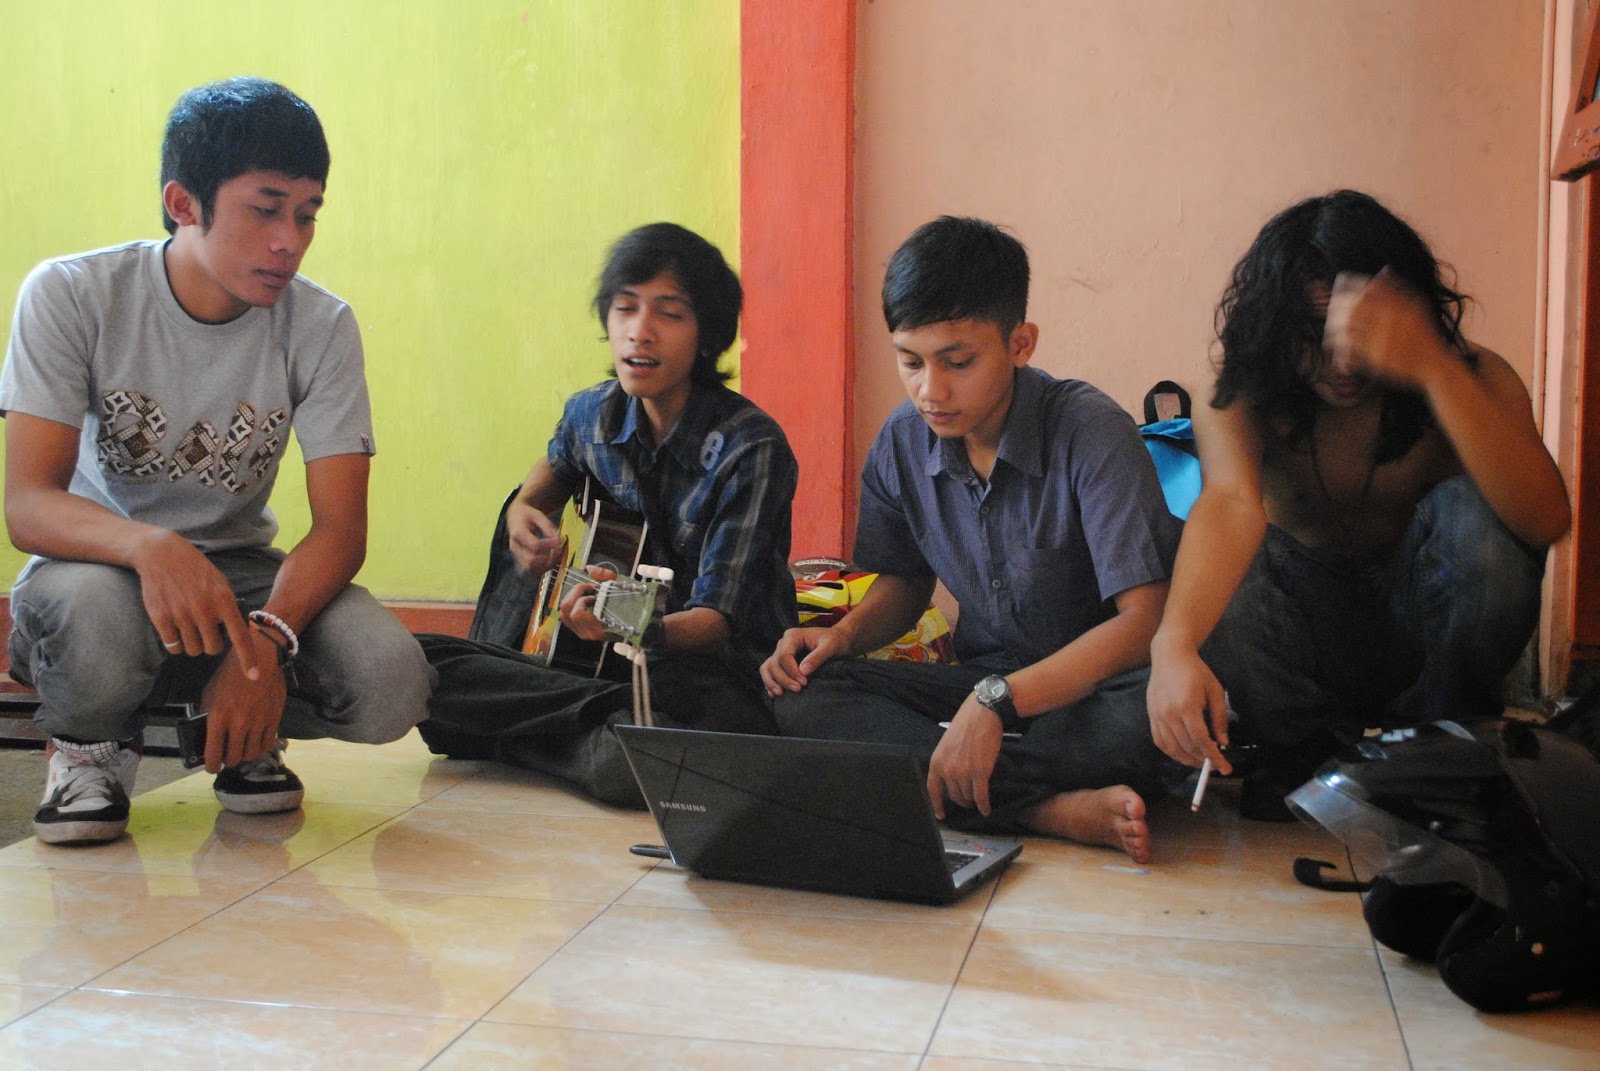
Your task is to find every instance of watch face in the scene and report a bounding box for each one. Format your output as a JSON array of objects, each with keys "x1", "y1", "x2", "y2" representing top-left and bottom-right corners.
[{"x1": 977, "y1": 675, "x2": 1008, "y2": 706}]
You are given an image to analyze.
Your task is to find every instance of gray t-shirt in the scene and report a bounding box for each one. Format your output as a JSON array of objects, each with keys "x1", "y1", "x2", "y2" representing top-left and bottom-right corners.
[
  {"x1": 854, "y1": 365, "x2": 1179, "y2": 668},
  {"x1": 0, "y1": 240, "x2": 375, "y2": 580}
]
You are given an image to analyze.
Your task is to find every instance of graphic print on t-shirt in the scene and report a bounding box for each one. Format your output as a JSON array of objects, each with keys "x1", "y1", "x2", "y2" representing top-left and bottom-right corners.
[{"x1": 97, "y1": 389, "x2": 287, "y2": 493}]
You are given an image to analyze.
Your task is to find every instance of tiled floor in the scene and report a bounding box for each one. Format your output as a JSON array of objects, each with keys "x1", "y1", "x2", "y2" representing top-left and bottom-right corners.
[{"x1": 0, "y1": 732, "x2": 1595, "y2": 1070}]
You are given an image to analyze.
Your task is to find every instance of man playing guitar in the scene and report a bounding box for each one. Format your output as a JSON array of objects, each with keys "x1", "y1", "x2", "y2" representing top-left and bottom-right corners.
[{"x1": 415, "y1": 224, "x2": 798, "y2": 807}]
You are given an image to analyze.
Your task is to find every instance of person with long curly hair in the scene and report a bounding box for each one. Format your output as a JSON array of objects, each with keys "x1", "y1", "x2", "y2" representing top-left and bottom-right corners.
[{"x1": 1146, "y1": 190, "x2": 1570, "y2": 819}]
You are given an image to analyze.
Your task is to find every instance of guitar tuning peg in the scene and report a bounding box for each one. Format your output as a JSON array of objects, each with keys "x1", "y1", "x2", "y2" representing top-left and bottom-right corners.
[{"x1": 637, "y1": 564, "x2": 674, "y2": 583}]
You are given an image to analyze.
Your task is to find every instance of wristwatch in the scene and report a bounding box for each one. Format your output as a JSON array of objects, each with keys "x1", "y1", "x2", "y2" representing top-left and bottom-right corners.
[{"x1": 974, "y1": 674, "x2": 1016, "y2": 721}]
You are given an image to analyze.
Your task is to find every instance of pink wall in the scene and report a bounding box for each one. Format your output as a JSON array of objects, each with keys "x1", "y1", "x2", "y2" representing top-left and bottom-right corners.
[{"x1": 853, "y1": 1, "x2": 1548, "y2": 482}]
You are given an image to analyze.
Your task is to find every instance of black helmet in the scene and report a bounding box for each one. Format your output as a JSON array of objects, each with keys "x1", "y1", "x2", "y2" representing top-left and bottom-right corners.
[{"x1": 1287, "y1": 719, "x2": 1600, "y2": 1013}]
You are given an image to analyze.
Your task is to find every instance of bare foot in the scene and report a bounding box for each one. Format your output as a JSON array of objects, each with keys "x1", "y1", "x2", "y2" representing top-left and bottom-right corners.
[{"x1": 1017, "y1": 786, "x2": 1150, "y2": 864}]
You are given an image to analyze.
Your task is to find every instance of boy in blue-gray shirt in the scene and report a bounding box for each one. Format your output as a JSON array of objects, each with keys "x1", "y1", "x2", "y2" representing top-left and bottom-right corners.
[{"x1": 762, "y1": 216, "x2": 1180, "y2": 863}]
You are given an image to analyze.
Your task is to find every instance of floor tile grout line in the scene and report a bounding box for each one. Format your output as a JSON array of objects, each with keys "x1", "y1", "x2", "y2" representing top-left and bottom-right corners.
[
  {"x1": 1373, "y1": 944, "x2": 1420, "y2": 1071},
  {"x1": 426, "y1": 1017, "x2": 932, "y2": 1063},
  {"x1": 0, "y1": 985, "x2": 77, "y2": 1036},
  {"x1": 0, "y1": 776, "x2": 439, "y2": 1004},
  {"x1": 965, "y1": 919, "x2": 1378, "y2": 952},
  {"x1": 458, "y1": 813, "x2": 668, "y2": 1034},
  {"x1": 914, "y1": 873, "x2": 1000, "y2": 1064},
  {"x1": 35, "y1": 868, "x2": 282, "y2": 1000}
]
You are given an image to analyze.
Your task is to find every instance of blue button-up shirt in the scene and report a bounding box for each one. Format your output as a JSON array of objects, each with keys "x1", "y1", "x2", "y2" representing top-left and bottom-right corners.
[
  {"x1": 854, "y1": 366, "x2": 1178, "y2": 668},
  {"x1": 548, "y1": 380, "x2": 799, "y2": 665}
]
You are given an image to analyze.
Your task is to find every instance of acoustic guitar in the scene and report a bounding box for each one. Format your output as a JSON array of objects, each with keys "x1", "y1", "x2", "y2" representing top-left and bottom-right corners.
[{"x1": 522, "y1": 481, "x2": 662, "y2": 678}]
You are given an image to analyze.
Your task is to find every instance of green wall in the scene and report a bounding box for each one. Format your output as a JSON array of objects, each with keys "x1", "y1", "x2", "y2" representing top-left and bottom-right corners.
[{"x1": 0, "y1": 0, "x2": 740, "y2": 600}]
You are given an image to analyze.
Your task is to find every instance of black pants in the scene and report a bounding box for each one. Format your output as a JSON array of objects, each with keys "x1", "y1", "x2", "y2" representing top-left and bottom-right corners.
[
  {"x1": 773, "y1": 659, "x2": 1181, "y2": 833},
  {"x1": 415, "y1": 634, "x2": 775, "y2": 807}
]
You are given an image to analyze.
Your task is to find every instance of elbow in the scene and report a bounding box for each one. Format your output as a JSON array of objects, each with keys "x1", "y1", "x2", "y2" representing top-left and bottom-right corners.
[
  {"x1": 3, "y1": 498, "x2": 44, "y2": 557},
  {"x1": 1514, "y1": 478, "x2": 1573, "y2": 549},
  {"x1": 1523, "y1": 499, "x2": 1572, "y2": 550}
]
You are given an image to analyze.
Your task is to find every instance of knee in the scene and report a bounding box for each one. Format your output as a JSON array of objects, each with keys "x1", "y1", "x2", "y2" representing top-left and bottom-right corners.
[
  {"x1": 13, "y1": 562, "x2": 151, "y2": 656},
  {"x1": 1417, "y1": 478, "x2": 1543, "y2": 603},
  {"x1": 363, "y1": 639, "x2": 436, "y2": 743},
  {"x1": 326, "y1": 634, "x2": 436, "y2": 744},
  {"x1": 771, "y1": 690, "x2": 823, "y2": 737},
  {"x1": 12, "y1": 564, "x2": 160, "y2": 711}
]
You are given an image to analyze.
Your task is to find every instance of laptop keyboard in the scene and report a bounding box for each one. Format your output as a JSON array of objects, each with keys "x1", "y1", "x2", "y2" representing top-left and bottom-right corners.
[{"x1": 944, "y1": 849, "x2": 981, "y2": 873}]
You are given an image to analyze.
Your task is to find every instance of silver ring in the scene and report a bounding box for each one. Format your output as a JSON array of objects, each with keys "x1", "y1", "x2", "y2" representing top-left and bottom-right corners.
[{"x1": 163, "y1": 640, "x2": 182, "y2": 650}]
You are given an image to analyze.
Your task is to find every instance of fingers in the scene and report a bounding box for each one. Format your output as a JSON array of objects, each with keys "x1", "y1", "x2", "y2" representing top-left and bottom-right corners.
[
  {"x1": 1204, "y1": 682, "x2": 1234, "y2": 776},
  {"x1": 761, "y1": 630, "x2": 830, "y2": 696},
  {"x1": 760, "y1": 650, "x2": 805, "y2": 695},
  {"x1": 971, "y1": 769, "x2": 992, "y2": 817},
  {"x1": 559, "y1": 581, "x2": 597, "y2": 619},
  {"x1": 200, "y1": 657, "x2": 287, "y2": 772},
  {"x1": 221, "y1": 611, "x2": 261, "y2": 682},
  {"x1": 208, "y1": 713, "x2": 274, "y2": 771},
  {"x1": 509, "y1": 508, "x2": 564, "y2": 575},
  {"x1": 204, "y1": 711, "x2": 225, "y2": 773},
  {"x1": 796, "y1": 643, "x2": 834, "y2": 677},
  {"x1": 558, "y1": 585, "x2": 606, "y2": 640},
  {"x1": 927, "y1": 767, "x2": 988, "y2": 817},
  {"x1": 1323, "y1": 271, "x2": 1370, "y2": 373}
]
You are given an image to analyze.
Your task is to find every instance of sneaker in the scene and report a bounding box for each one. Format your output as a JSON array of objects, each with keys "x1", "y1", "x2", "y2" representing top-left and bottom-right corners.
[
  {"x1": 34, "y1": 738, "x2": 140, "y2": 845},
  {"x1": 213, "y1": 740, "x2": 305, "y2": 814}
]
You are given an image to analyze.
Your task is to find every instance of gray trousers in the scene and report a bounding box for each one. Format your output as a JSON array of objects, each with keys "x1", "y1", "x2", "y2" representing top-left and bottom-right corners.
[{"x1": 8, "y1": 548, "x2": 435, "y2": 746}]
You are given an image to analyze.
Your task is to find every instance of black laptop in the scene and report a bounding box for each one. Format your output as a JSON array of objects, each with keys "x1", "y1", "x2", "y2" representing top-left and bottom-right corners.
[{"x1": 613, "y1": 725, "x2": 1023, "y2": 904}]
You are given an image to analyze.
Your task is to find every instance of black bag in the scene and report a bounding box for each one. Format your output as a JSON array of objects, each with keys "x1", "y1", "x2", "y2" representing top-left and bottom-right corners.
[{"x1": 466, "y1": 487, "x2": 541, "y2": 649}]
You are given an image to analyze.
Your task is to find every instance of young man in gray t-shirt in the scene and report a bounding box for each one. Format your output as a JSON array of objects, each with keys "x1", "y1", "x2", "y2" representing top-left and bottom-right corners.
[
  {"x1": 760, "y1": 216, "x2": 1181, "y2": 864},
  {"x1": 0, "y1": 78, "x2": 434, "y2": 845}
]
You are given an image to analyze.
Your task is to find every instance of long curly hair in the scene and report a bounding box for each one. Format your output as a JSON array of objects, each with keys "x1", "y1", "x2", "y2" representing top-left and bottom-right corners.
[{"x1": 1213, "y1": 190, "x2": 1471, "y2": 461}]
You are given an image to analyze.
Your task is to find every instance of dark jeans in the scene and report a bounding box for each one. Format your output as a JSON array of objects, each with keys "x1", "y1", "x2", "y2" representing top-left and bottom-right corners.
[
  {"x1": 772, "y1": 658, "x2": 1181, "y2": 834},
  {"x1": 1203, "y1": 476, "x2": 1546, "y2": 760},
  {"x1": 415, "y1": 634, "x2": 775, "y2": 808}
]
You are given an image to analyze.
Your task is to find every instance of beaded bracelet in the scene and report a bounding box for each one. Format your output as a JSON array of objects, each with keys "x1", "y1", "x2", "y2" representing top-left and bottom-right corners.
[{"x1": 247, "y1": 609, "x2": 300, "y2": 661}]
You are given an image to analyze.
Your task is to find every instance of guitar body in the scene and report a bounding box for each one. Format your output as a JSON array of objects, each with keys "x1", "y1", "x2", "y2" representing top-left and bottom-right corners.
[{"x1": 522, "y1": 480, "x2": 649, "y2": 678}]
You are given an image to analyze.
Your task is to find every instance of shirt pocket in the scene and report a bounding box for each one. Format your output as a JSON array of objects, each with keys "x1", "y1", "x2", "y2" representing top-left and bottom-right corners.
[{"x1": 1008, "y1": 545, "x2": 1102, "y2": 641}]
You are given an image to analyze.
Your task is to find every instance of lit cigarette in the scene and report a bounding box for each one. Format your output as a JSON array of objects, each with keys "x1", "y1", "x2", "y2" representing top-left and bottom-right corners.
[{"x1": 1190, "y1": 757, "x2": 1214, "y2": 812}]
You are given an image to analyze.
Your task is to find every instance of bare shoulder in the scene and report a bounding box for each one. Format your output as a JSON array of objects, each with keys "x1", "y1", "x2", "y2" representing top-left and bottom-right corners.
[{"x1": 1463, "y1": 342, "x2": 1535, "y2": 410}]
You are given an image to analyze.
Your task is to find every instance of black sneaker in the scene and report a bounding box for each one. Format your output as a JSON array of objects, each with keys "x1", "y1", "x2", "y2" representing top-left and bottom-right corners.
[
  {"x1": 213, "y1": 740, "x2": 305, "y2": 814},
  {"x1": 34, "y1": 738, "x2": 140, "y2": 845}
]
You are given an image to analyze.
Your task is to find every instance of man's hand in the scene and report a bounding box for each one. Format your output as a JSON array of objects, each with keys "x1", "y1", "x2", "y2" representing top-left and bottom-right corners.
[
  {"x1": 132, "y1": 529, "x2": 259, "y2": 682},
  {"x1": 200, "y1": 630, "x2": 287, "y2": 772},
  {"x1": 1323, "y1": 267, "x2": 1449, "y2": 391},
  {"x1": 1146, "y1": 643, "x2": 1231, "y2": 774},
  {"x1": 759, "y1": 626, "x2": 853, "y2": 696},
  {"x1": 558, "y1": 564, "x2": 617, "y2": 641},
  {"x1": 507, "y1": 501, "x2": 564, "y2": 576},
  {"x1": 927, "y1": 695, "x2": 1004, "y2": 819}
]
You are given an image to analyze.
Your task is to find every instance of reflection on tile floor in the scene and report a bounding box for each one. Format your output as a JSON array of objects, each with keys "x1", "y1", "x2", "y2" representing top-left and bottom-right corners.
[{"x1": 0, "y1": 732, "x2": 1594, "y2": 1069}]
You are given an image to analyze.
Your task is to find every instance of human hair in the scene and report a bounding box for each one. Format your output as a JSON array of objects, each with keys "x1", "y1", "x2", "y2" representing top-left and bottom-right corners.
[
  {"x1": 159, "y1": 77, "x2": 330, "y2": 236},
  {"x1": 593, "y1": 223, "x2": 741, "y2": 385},
  {"x1": 1213, "y1": 189, "x2": 1472, "y2": 461},
  {"x1": 882, "y1": 216, "x2": 1029, "y2": 337}
]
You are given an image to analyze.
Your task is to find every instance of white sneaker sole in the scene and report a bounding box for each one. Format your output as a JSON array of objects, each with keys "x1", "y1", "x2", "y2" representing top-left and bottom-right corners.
[
  {"x1": 213, "y1": 787, "x2": 305, "y2": 814},
  {"x1": 33, "y1": 816, "x2": 129, "y2": 845}
]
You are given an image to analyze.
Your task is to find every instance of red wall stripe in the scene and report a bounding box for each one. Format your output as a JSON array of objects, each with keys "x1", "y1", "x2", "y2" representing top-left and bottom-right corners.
[{"x1": 740, "y1": 0, "x2": 856, "y2": 559}]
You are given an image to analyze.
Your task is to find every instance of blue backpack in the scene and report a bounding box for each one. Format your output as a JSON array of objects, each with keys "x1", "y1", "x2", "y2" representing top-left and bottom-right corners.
[{"x1": 1140, "y1": 380, "x2": 1201, "y2": 520}]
